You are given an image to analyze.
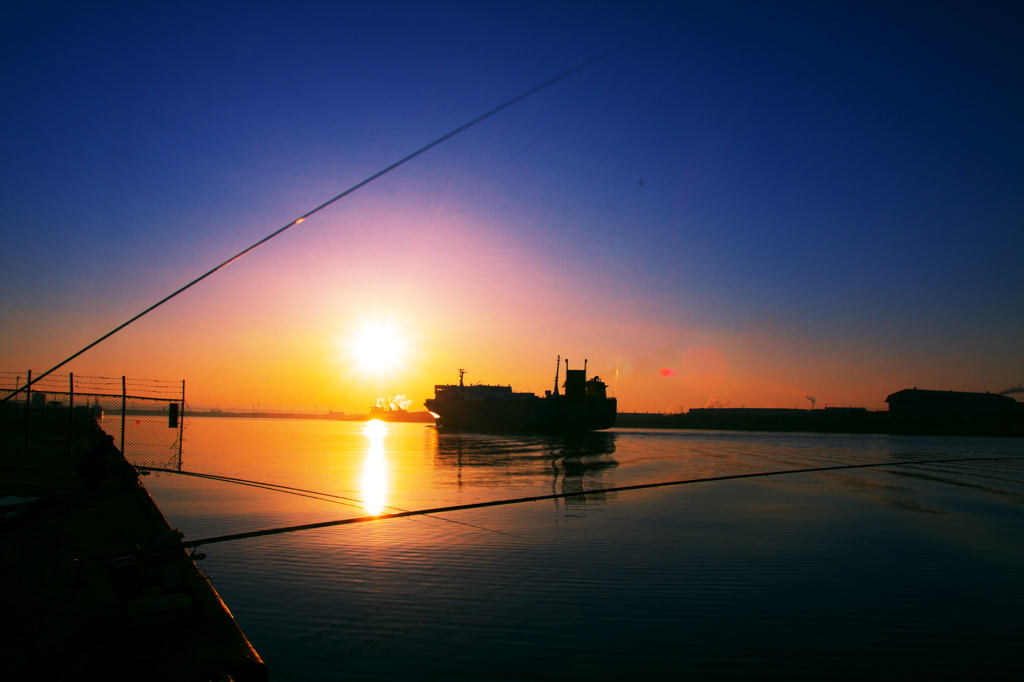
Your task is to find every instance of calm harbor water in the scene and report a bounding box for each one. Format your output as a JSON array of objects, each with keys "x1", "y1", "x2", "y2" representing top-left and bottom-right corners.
[{"x1": 144, "y1": 418, "x2": 1024, "y2": 681}]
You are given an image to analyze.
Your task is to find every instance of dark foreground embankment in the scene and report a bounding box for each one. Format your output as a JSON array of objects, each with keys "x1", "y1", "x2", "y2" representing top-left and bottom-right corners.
[{"x1": 0, "y1": 414, "x2": 266, "y2": 681}]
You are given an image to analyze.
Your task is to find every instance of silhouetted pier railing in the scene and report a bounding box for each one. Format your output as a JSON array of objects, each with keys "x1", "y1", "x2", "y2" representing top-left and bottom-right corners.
[{"x1": 0, "y1": 372, "x2": 185, "y2": 471}]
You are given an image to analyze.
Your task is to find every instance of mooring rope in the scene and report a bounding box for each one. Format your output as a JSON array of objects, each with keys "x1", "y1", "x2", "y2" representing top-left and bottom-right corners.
[
  {"x1": 165, "y1": 455, "x2": 1024, "y2": 551},
  {"x1": 0, "y1": 36, "x2": 651, "y2": 404}
]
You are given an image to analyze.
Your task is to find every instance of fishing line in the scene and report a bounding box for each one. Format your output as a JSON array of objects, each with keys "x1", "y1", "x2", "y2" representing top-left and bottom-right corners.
[
  {"x1": 1, "y1": 36, "x2": 652, "y2": 404},
  {"x1": 138, "y1": 466, "x2": 523, "y2": 540},
  {"x1": 166, "y1": 455, "x2": 1024, "y2": 551},
  {"x1": 142, "y1": 467, "x2": 369, "y2": 505},
  {"x1": 141, "y1": 467, "x2": 366, "y2": 508}
]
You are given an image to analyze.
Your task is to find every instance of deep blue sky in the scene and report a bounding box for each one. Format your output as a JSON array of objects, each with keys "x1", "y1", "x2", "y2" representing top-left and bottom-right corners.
[{"x1": 2, "y1": 1, "x2": 1022, "y2": 411}]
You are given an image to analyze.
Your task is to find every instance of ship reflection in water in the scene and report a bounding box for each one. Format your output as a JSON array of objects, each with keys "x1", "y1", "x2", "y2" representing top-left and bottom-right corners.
[
  {"x1": 361, "y1": 419, "x2": 388, "y2": 515},
  {"x1": 433, "y1": 431, "x2": 618, "y2": 521},
  {"x1": 142, "y1": 420, "x2": 1024, "y2": 681}
]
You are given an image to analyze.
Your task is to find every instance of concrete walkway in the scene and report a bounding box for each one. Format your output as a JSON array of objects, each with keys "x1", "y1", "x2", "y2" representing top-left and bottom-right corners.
[{"x1": 0, "y1": 416, "x2": 266, "y2": 681}]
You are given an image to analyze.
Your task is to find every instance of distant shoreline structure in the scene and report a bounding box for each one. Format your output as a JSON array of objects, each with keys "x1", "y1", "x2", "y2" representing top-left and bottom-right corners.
[
  {"x1": 186, "y1": 388, "x2": 1022, "y2": 436},
  {"x1": 190, "y1": 410, "x2": 352, "y2": 420},
  {"x1": 618, "y1": 388, "x2": 1023, "y2": 437},
  {"x1": 188, "y1": 410, "x2": 434, "y2": 422}
]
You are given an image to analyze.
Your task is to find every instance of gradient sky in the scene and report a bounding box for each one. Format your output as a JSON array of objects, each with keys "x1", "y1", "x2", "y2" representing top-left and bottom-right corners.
[{"x1": 2, "y1": 1, "x2": 1022, "y2": 413}]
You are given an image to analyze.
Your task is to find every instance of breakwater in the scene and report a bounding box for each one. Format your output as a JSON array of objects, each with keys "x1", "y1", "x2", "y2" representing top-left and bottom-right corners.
[
  {"x1": 0, "y1": 417, "x2": 266, "y2": 681},
  {"x1": 616, "y1": 407, "x2": 1024, "y2": 436}
]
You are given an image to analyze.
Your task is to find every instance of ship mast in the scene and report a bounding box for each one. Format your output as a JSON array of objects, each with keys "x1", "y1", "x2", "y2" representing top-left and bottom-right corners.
[
  {"x1": 553, "y1": 355, "x2": 560, "y2": 396},
  {"x1": 458, "y1": 368, "x2": 466, "y2": 387}
]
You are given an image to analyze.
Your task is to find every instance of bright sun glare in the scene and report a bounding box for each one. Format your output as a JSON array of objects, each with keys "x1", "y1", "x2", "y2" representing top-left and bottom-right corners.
[
  {"x1": 349, "y1": 321, "x2": 406, "y2": 373},
  {"x1": 361, "y1": 419, "x2": 388, "y2": 515}
]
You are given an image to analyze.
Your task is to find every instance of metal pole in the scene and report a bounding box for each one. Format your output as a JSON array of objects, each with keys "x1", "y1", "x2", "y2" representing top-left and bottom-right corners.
[
  {"x1": 178, "y1": 379, "x2": 185, "y2": 470},
  {"x1": 24, "y1": 370, "x2": 31, "y2": 460},
  {"x1": 15, "y1": 373, "x2": 21, "y2": 457},
  {"x1": 69, "y1": 372, "x2": 75, "y2": 465},
  {"x1": 121, "y1": 376, "x2": 126, "y2": 456}
]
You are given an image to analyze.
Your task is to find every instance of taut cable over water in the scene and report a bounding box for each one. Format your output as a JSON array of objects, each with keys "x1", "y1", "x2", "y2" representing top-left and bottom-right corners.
[
  {"x1": 0, "y1": 37, "x2": 650, "y2": 404},
  {"x1": 115, "y1": 455, "x2": 1024, "y2": 556},
  {"x1": 138, "y1": 467, "x2": 524, "y2": 540}
]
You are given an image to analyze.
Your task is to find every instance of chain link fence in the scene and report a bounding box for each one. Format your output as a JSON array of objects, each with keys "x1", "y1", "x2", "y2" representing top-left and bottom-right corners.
[{"x1": 0, "y1": 372, "x2": 185, "y2": 471}]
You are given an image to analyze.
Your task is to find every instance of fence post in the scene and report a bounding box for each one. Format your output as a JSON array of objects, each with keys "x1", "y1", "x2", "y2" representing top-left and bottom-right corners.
[
  {"x1": 178, "y1": 379, "x2": 185, "y2": 470},
  {"x1": 69, "y1": 372, "x2": 75, "y2": 465},
  {"x1": 24, "y1": 369, "x2": 32, "y2": 460},
  {"x1": 15, "y1": 374, "x2": 20, "y2": 457},
  {"x1": 121, "y1": 376, "x2": 126, "y2": 456}
]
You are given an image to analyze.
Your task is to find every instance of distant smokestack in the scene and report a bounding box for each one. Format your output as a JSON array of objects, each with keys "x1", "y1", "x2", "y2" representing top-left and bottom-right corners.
[
  {"x1": 801, "y1": 394, "x2": 817, "y2": 409},
  {"x1": 999, "y1": 385, "x2": 1024, "y2": 396}
]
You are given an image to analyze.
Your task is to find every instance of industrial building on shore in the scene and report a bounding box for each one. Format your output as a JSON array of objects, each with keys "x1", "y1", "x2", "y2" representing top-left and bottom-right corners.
[{"x1": 616, "y1": 389, "x2": 1023, "y2": 436}]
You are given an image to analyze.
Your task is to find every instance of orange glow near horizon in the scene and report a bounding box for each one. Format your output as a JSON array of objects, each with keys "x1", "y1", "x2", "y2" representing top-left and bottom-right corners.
[{"x1": 4, "y1": 199, "x2": 984, "y2": 415}]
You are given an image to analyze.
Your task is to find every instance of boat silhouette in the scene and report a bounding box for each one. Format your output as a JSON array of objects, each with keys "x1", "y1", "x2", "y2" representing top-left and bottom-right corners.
[{"x1": 425, "y1": 357, "x2": 616, "y2": 432}]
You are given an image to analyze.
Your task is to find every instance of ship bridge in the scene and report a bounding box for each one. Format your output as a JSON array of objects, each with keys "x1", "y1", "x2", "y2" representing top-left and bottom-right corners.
[{"x1": 433, "y1": 384, "x2": 536, "y2": 401}]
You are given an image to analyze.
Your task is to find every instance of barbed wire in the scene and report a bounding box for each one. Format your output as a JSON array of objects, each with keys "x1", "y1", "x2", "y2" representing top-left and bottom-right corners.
[
  {"x1": 0, "y1": 370, "x2": 180, "y2": 383},
  {"x1": 0, "y1": 371, "x2": 183, "y2": 399}
]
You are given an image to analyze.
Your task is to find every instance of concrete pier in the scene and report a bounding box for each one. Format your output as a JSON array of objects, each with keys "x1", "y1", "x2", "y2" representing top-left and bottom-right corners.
[{"x1": 1, "y1": 416, "x2": 267, "y2": 681}]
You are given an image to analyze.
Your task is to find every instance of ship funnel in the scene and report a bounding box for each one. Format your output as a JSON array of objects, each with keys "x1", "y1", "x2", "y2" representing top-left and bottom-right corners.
[{"x1": 564, "y1": 359, "x2": 587, "y2": 400}]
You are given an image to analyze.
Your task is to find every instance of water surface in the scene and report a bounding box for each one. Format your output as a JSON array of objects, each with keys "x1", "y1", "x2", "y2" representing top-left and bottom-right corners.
[{"x1": 145, "y1": 418, "x2": 1024, "y2": 680}]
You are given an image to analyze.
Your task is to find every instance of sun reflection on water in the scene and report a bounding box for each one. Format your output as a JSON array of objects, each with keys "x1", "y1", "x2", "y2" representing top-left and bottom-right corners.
[{"x1": 361, "y1": 419, "x2": 388, "y2": 515}]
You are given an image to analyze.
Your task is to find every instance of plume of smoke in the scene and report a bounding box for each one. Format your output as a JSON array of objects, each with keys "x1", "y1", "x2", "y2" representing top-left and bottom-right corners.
[
  {"x1": 1000, "y1": 385, "x2": 1024, "y2": 396},
  {"x1": 705, "y1": 397, "x2": 730, "y2": 409},
  {"x1": 801, "y1": 394, "x2": 817, "y2": 408},
  {"x1": 374, "y1": 394, "x2": 413, "y2": 412}
]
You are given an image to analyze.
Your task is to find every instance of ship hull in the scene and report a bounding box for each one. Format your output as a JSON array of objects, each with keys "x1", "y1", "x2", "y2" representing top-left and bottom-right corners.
[{"x1": 425, "y1": 396, "x2": 616, "y2": 432}]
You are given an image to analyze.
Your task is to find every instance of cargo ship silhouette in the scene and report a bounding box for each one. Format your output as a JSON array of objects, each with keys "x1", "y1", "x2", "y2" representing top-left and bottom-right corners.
[{"x1": 425, "y1": 356, "x2": 616, "y2": 432}]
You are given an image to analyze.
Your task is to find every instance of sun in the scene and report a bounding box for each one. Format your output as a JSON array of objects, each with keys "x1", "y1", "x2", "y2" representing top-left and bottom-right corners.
[{"x1": 349, "y1": 320, "x2": 407, "y2": 374}]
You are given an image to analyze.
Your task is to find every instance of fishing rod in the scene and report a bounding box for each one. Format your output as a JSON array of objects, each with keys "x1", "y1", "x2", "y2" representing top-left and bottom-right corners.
[
  {"x1": 161, "y1": 455, "x2": 1023, "y2": 552},
  {"x1": 1, "y1": 36, "x2": 651, "y2": 405}
]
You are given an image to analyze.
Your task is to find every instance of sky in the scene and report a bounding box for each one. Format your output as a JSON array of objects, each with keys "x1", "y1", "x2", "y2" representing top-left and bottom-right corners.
[{"x1": 1, "y1": 1, "x2": 1022, "y2": 414}]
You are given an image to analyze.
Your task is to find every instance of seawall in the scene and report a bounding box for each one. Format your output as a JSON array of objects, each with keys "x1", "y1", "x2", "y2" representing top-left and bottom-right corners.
[{"x1": 1, "y1": 417, "x2": 267, "y2": 681}]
